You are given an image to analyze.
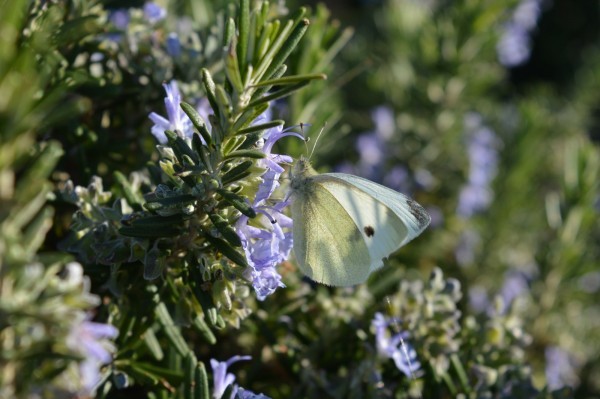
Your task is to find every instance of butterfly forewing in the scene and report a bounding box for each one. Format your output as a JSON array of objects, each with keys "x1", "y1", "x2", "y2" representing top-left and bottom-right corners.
[
  {"x1": 315, "y1": 174, "x2": 427, "y2": 273},
  {"x1": 292, "y1": 183, "x2": 372, "y2": 286}
]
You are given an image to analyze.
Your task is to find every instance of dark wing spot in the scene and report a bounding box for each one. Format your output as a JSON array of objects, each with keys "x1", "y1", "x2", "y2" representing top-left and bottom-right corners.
[
  {"x1": 364, "y1": 226, "x2": 375, "y2": 237},
  {"x1": 407, "y1": 199, "x2": 431, "y2": 227}
]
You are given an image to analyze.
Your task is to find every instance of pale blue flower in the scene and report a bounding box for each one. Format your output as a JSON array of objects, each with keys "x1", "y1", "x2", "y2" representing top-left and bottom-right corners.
[
  {"x1": 143, "y1": 2, "x2": 167, "y2": 23},
  {"x1": 67, "y1": 315, "x2": 119, "y2": 394},
  {"x1": 545, "y1": 346, "x2": 580, "y2": 390},
  {"x1": 148, "y1": 81, "x2": 194, "y2": 143},
  {"x1": 210, "y1": 355, "x2": 251, "y2": 399},
  {"x1": 166, "y1": 32, "x2": 181, "y2": 57},
  {"x1": 234, "y1": 123, "x2": 300, "y2": 300},
  {"x1": 497, "y1": 0, "x2": 544, "y2": 67},
  {"x1": 372, "y1": 313, "x2": 421, "y2": 378},
  {"x1": 232, "y1": 387, "x2": 271, "y2": 399},
  {"x1": 109, "y1": 9, "x2": 130, "y2": 30},
  {"x1": 457, "y1": 115, "x2": 499, "y2": 217}
]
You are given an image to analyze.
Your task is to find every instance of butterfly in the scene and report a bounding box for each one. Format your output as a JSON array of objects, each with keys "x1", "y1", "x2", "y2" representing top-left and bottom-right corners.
[{"x1": 289, "y1": 157, "x2": 430, "y2": 286}]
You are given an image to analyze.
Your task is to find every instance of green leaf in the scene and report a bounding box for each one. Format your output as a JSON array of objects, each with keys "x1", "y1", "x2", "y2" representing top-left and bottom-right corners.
[
  {"x1": 195, "y1": 363, "x2": 210, "y2": 399},
  {"x1": 221, "y1": 160, "x2": 253, "y2": 186},
  {"x1": 201, "y1": 69, "x2": 219, "y2": 121},
  {"x1": 263, "y1": 18, "x2": 310, "y2": 81},
  {"x1": 119, "y1": 225, "x2": 182, "y2": 238},
  {"x1": 248, "y1": 80, "x2": 310, "y2": 107},
  {"x1": 209, "y1": 213, "x2": 242, "y2": 247},
  {"x1": 237, "y1": 0, "x2": 250, "y2": 75},
  {"x1": 203, "y1": 233, "x2": 249, "y2": 268},
  {"x1": 216, "y1": 188, "x2": 256, "y2": 217},
  {"x1": 181, "y1": 102, "x2": 212, "y2": 146},
  {"x1": 154, "y1": 299, "x2": 191, "y2": 357},
  {"x1": 223, "y1": 149, "x2": 266, "y2": 160},
  {"x1": 191, "y1": 315, "x2": 216, "y2": 345},
  {"x1": 236, "y1": 119, "x2": 285, "y2": 135}
]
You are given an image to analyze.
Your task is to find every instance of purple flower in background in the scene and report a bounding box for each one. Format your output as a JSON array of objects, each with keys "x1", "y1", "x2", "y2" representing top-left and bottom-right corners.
[
  {"x1": 143, "y1": 2, "x2": 167, "y2": 23},
  {"x1": 166, "y1": 32, "x2": 182, "y2": 57},
  {"x1": 235, "y1": 124, "x2": 301, "y2": 300},
  {"x1": 457, "y1": 114, "x2": 499, "y2": 217},
  {"x1": 497, "y1": 0, "x2": 544, "y2": 67},
  {"x1": 232, "y1": 387, "x2": 272, "y2": 399},
  {"x1": 372, "y1": 313, "x2": 421, "y2": 378},
  {"x1": 499, "y1": 269, "x2": 530, "y2": 310},
  {"x1": 148, "y1": 81, "x2": 194, "y2": 143},
  {"x1": 455, "y1": 228, "x2": 480, "y2": 266},
  {"x1": 67, "y1": 316, "x2": 119, "y2": 394},
  {"x1": 109, "y1": 9, "x2": 130, "y2": 30},
  {"x1": 545, "y1": 346, "x2": 580, "y2": 390},
  {"x1": 210, "y1": 355, "x2": 251, "y2": 399}
]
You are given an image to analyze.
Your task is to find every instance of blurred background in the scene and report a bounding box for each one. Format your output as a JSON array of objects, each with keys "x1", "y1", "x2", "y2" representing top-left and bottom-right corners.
[{"x1": 1, "y1": 0, "x2": 598, "y2": 397}]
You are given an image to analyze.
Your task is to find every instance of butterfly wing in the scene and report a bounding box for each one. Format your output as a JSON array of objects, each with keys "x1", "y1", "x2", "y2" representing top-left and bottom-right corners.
[
  {"x1": 314, "y1": 173, "x2": 430, "y2": 274},
  {"x1": 292, "y1": 182, "x2": 372, "y2": 286}
]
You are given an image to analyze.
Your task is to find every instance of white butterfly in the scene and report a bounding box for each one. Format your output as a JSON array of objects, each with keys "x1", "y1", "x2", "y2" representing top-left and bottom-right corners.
[{"x1": 289, "y1": 157, "x2": 431, "y2": 286}]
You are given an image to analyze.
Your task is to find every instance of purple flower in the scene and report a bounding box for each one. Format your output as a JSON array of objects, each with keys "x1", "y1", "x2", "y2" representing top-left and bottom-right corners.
[
  {"x1": 499, "y1": 270, "x2": 530, "y2": 310},
  {"x1": 148, "y1": 81, "x2": 194, "y2": 143},
  {"x1": 67, "y1": 315, "x2": 119, "y2": 394},
  {"x1": 109, "y1": 9, "x2": 130, "y2": 30},
  {"x1": 455, "y1": 229, "x2": 480, "y2": 266},
  {"x1": 372, "y1": 313, "x2": 421, "y2": 378},
  {"x1": 545, "y1": 346, "x2": 580, "y2": 390},
  {"x1": 166, "y1": 32, "x2": 182, "y2": 57},
  {"x1": 143, "y1": 2, "x2": 167, "y2": 23},
  {"x1": 497, "y1": 0, "x2": 544, "y2": 67},
  {"x1": 235, "y1": 124, "x2": 301, "y2": 300},
  {"x1": 210, "y1": 355, "x2": 251, "y2": 399},
  {"x1": 457, "y1": 115, "x2": 499, "y2": 217},
  {"x1": 232, "y1": 387, "x2": 271, "y2": 399}
]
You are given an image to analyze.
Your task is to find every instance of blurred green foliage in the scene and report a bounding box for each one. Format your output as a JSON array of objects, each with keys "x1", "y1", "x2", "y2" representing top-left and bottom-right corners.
[{"x1": 0, "y1": 0, "x2": 598, "y2": 398}]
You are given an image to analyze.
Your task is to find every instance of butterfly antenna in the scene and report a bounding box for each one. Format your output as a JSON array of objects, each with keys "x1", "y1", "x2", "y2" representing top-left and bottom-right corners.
[
  {"x1": 385, "y1": 296, "x2": 422, "y2": 399},
  {"x1": 308, "y1": 122, "x2": 327, "y2": 161}
]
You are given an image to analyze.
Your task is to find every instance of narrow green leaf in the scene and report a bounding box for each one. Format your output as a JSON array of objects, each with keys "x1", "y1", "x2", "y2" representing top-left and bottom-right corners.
[
  {"x1": 184, "y1": 353, "x2": 198, "y2": 399},
  {"x1": 223, "y1": 149, "x2": 266, "y2": 160},
  {"x1": 114, "y1": 171, "x2": 144, "y2": 209},
  {"x1": 221, "y1": 160, "x2": 253, "y2": 186},
  {"x1": 236, "y1": 119, "x2": 285, "y2": 135},
  {"x1": 191, "y1": 315, "x2": 217, "y2": 344},
  {"x1": 231, "y1": 102, "x2": 270, "y2": 132},
  {"x1": 248, "y1": 81, "x2": 310, "y2": 107},
  {"x1": 143, "y1": 328, "x2": 164, "y2": 361},
  {"x1": 119, "y1": 225, "x2": 182, "y2": 238},
  {"x1": 252, "y1": 64, "x2": 287, "y2": 100},
  {"x1": 195, "y1": 363, "x2": 210, "y2": 399},
  {"x1": 143, "y1": 193, "x2": 196, "y2": 208},
  {"x1": 263, "y1": 18, "x2": 310, "y2": 81},
  {"x1": 154, "y1": 301, "x2": 190, "y2": 357},
  {"x1": 253, "y1": 19, "x2": 293, "y2": 81},
  {"x1": 237, "y1": 0, "x2": 250, "y2": 75},
  {"x1": 226, "y1": 41, "x2": 244, "y2": 93},
  {"x1": 223, "y1": 17, "x2": 235, "y2": 47},
  {"x1": 204, "y1": 233, "x2": 249, "y2": 267},
  {"x1": 126, "y1": 213, "x2": 188, "y2": 228},
  {"x1": 209, "y1": 213, "x2": 242, "y2": 247},
  {"x1": 201, "y1": 69, "x2": 219, "y2": 120},
  {"x1": 189, "y1": 267, "x2": 219, "y2": 326},
  {"x1": 252, "y1": 73, "x2": 327, "y2": 88},
  {"x1": 181, "y1": 102, "x2": 212, "y2": 146}
]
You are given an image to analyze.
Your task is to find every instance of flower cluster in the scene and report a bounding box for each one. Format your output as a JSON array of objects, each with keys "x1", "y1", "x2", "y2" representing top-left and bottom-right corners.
[
  {"x1": 337, "y1": 106, "x2": 414, "y2": 192},
  {"x1": 371, "y1": 312, "x2": 421, "y2": 378},
  {"x1": 457, "y1": 113, "x2": 500, "y2": 218},
  {"x1": 235, "y1": 123, "x2": 303, "y2": 300},
  {"x1": 497, "y1": 0, "x2": 545, "y2": 67},
  {"x1": 211, "y1": 356, "x2": 271, "y2": 399},
  {"x1": 149, "y1": 81, "x2": 195, "y2": 144}
]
